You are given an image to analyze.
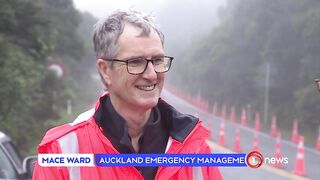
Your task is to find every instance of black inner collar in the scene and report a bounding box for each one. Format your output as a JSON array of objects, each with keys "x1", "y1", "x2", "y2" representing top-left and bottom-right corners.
[{"x1": 94, "y1": 96, "x2": 169, "y2": 154}]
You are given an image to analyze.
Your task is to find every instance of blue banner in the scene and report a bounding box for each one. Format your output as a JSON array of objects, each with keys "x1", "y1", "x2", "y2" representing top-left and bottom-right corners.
[{"x1": 94, "y1": 153, "x2": 247, "y2": 167}]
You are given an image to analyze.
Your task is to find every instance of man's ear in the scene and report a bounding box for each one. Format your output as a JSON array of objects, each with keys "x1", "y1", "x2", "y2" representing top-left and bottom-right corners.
[{"x1": 97, "y1": 59, "x2": 111, "y2": 86}]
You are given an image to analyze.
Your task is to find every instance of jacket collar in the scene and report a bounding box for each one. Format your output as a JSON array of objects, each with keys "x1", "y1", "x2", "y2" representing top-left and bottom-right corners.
[{"x1": 94, "y1": 92, "x2": 200, "y2": 143}]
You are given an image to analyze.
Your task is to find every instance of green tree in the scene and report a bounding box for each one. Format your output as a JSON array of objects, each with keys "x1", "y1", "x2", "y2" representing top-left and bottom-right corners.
[
  {"x1": 172, "y1": 0, "x2": 320, "y2": 137},
  {"x1": 0, "y1": 0, "x2": 88, "y2": 155}
]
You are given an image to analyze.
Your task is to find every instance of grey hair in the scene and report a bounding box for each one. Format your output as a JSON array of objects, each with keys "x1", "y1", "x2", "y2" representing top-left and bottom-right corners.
[{"x1": 93, "y1": 9, "x2": 165, "y2": 60}]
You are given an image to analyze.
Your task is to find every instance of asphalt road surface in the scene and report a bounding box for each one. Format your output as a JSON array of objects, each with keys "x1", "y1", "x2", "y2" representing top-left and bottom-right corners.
[{"x1": 161, "y1": 89, "x2": 319, "y2": 180}]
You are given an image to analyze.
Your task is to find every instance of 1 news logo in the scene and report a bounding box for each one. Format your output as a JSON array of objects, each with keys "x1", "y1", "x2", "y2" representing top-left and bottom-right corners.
[
  {"x1": 246, "y1": 151, "x2": 289, "y2": 168},
  {"x1": 246, "y1": 151, "x2": 264, "y2": 168}
]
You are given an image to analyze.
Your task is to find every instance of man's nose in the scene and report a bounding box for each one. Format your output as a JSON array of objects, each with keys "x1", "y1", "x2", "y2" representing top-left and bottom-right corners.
[{"x1": 141, "y1": 61, "x2": 157, "y2": 80}]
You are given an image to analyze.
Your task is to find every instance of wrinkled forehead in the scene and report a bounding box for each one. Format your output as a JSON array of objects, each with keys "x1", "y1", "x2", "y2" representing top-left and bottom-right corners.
[{"x1": 116, "y1": 23, "x2": 164, "y2": 59}]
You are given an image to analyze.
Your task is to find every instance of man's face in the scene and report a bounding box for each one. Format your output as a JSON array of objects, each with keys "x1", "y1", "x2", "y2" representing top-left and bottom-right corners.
[{"x1": 106, "y1": 23, "x2": 165, "y2": 110}]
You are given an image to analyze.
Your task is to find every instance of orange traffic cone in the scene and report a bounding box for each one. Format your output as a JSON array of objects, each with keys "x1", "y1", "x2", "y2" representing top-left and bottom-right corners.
[
  {"x1": 270, "y1": 115, "x2": 278, "y2": 137},
  {"x1": 220, "y1": 104, "x2": 227, "y2": 121},
  {"x1": 212, "y1": 101, "x2": 218, "y2": 116},
  {"x1": 316, "y1": 126, "x2": 320, "y2": 152},
  {"x1": 232, "y1": 126, "x2": 242, "y2": 152},
  {"x1": 292, "y1": 136, "x2": 308, "y2": 177},
  {"x1": 229, "y1": 106, "x2": 236, "y2": 123},
  {"x1": 254, "y1": 112, "x2": 261, "y2": 132},
  {"x1": 240, "y1": 108, "x2": 247, "y2": 126},
  {"x1": 273, "y1": 133, "x2": 284, "y2": 168},
  {"x1": 291, "y1": 119, "x2": 300, "y2": 144},
  {"x1": 252, "y1": 131, "x2": 260, "y2": 152},
  {"x1": 218, "y1": 120, "x2": 226, "y2": 146}
]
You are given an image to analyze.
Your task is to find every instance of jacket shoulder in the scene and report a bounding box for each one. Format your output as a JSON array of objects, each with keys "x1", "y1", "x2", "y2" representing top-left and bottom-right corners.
[{"x1": 38, "y1": 108, "x2": 95, "y2": 149}]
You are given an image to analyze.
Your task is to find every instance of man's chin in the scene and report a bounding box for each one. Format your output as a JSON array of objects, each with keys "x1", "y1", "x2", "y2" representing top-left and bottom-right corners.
[{"x1": 136, "y1": 99, "x2": 159, "y2": 109}]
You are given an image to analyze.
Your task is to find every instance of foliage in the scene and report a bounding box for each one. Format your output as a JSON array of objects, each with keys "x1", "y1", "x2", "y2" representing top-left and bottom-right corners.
[
  {"x1": 0, "y1": 0, "x2": 88, "y2": 156},
  {"x1": 42, "y1": 0, "x2": 85, "y2": 60},
  {"x1": 171, "y1": 0, "x2": 320, "y2": 134}
]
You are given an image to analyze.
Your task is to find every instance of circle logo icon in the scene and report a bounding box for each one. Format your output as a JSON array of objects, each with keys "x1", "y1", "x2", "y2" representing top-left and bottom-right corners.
[{"x1": 246, "y1": 151, "x2": 264, "y2": 168}]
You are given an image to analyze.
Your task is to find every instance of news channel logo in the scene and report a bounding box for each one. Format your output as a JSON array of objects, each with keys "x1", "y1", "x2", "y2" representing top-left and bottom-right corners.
[{"x1": 246, "y1": 151, "x2": 289, "y2": 168}]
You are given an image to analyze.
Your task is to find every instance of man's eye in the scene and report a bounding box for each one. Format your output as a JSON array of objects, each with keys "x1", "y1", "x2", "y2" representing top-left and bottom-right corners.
[
  {"x1": 153, "y1": 58, "x2": 164, "y2": 65},
  {"x1": 128, "y1": 59, "x2": 145, "y2": 66}
]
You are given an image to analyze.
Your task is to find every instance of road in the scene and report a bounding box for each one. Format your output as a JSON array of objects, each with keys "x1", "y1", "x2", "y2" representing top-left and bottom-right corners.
[{"x1": 161, "y1": 89, "x2": 319, "y2": 180}]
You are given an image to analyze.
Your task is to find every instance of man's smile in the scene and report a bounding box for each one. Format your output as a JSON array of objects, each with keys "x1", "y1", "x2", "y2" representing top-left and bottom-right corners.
[{"x1": 135, "y1": 84, "x2": 156, "y2": 91}]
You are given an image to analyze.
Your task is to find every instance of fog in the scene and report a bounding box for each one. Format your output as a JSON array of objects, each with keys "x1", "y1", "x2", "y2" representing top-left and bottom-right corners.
[
  {"x1": 73, "y1": 0, "x2": 227, "y2": 54},
  {"x1": 1, "y1": 1, "x2": 319, "y2": 179}
]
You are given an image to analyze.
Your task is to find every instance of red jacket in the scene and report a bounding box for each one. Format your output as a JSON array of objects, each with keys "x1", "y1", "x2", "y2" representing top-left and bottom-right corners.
[{"x1": 33, "y1": 94, "x2": 223, "y2": 180}]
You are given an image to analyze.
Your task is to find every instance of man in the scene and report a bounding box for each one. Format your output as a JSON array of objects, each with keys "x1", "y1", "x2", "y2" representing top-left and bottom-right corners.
[{"x1": 33, "y1": 10, "x2": 223, "y2": 180}]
